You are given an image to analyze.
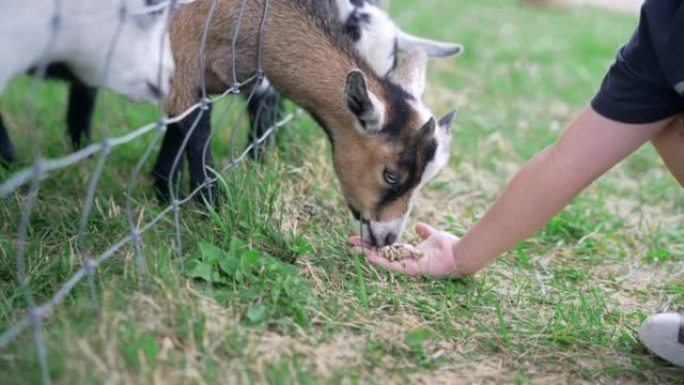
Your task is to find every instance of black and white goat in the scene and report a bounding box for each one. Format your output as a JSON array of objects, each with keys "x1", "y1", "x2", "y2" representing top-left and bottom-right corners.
[{"x1": 0, "y1": 0, "x2": 175, "y2": 164}]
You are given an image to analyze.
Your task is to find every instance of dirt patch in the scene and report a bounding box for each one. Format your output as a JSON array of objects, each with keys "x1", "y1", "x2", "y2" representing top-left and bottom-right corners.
[
  {"x1": 523, "y1": 0, "x2": 642, "y2": 13},
  {"x1": 571, "y1": 0, "x2": 642, "y2": 13}
]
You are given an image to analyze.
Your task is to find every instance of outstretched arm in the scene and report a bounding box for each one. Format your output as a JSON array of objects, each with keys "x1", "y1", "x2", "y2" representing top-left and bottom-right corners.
[
  {"x1": 651, "y1": 115, "x2": 684, "y2": 187},
  {"x1": 351, "y1": 107, "x2": 674, "y2": 277}
]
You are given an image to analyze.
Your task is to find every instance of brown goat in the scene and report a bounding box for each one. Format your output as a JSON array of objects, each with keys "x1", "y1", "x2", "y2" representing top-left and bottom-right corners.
[{"x1": 159, "y1": 0, "x2": 456, "y2": 247}]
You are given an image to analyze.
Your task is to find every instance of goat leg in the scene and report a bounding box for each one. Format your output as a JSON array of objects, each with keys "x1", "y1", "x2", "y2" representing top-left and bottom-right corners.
[
  {"x1": 245, "y1": 83, "x2": 283, "y2": 160},
  {"x1": 183, "y1": 103, "x2": 217, "y2": 205},
  {"x1": 0, "y1": 112, "x2": 15, "y2": 166},
  {"x1": 66, "y1": 81, "x2": 98, "y2": 150},
  {"x1": 152, "y1": 121, "x2": 186, "y2": 202}
]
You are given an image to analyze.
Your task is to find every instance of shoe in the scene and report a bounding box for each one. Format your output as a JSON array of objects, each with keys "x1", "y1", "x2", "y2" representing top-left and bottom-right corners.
[{"x1": 639, "y1": 313, "x2": 684, "y2": 367}]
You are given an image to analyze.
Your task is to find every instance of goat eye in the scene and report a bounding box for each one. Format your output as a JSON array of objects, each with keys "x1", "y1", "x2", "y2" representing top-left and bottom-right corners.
[{"x1": 383, "y1": 170, "x2": 399, "y2": 185}]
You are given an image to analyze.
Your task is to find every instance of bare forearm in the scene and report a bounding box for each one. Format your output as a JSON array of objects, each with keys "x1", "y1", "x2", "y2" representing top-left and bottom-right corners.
[
  {"x1": 453, "y1": 107, "x2": 671, "y2": 275},
  {"x1": 652, "y1": 115, "x2": 684, "y2": 187},
  {"x1": 454, "y1": 149, "x2": 578, "y2": 273}
]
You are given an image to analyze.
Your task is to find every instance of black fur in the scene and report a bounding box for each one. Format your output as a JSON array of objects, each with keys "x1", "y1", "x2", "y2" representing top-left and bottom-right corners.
[
  {"x1": 309, "y1": 112, "x2": 335, "y2": 146},
  {"x1": 65, "y1": 81, "x2": 98, "y2": 149},
  {"x1": 0, "y1": 114, "x2": 15, "y2": 165},
  {"x1": 0, "y1": 63, "x2": 98, "y2": 167},
  {"x1": 343, "y1": 8, "x2": 371, "y2": 42},
  {"x1": 378, "y1": 81, "x2": 415, "y2": 138},
  {"x1": 348, "y1": 204, "x2": 362, "y2": 221},
  {"x1": 41, "y1": 64, "x2": 98, "y2": 150},
  {"x1": 246, "y1": 85, "x2": 283, "y2": 159},
  {"x1": 152, "y1": 98, "x2": 216, "y2": 203},
  {"x1": 377, "y1": 119, "x2": 437, "y2": 210},
  {"x1": 344, "y1": 71, "x2": 378, "y2": 131},
  {"x1": 152, "y1": 120, "x2": 186, "y2": 200}
]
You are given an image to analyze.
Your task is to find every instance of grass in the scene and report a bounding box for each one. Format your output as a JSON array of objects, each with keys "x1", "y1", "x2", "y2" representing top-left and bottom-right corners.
[{"x1": 1, "y1": 0, "x2": 683, "y2": 384}]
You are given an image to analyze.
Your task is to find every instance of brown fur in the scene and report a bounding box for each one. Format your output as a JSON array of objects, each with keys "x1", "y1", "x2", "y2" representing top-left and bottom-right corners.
[
  {"x1": 169, "y1": 0, "x2": 441, "y2": 241},
  {"x1": 334, "y1": 117, "x2": 435, "y2": 222},
  {"x1": 169, "y1": 0, "x2": 376, "y2": 119}
]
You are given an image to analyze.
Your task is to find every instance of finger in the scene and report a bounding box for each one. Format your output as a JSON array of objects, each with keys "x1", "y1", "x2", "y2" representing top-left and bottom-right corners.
[
  {"x1": 367, "y1": 253, "x2": 405, "y2": 272},
  {"x1": 349, "y1": 235, "x2": 361, "y2": 246},
  {"x1": 367, "y1": 254, "x2": 423, "y2": 277},
  {"x1": 349, "y1": 235, "x2": 373, "y2": 248},
  {"x1": 352, "y1": 246, "x2": 379, "y2": 258},
  {"x1": 415, "y1": 222, "x2": 438, "y2": 240}
]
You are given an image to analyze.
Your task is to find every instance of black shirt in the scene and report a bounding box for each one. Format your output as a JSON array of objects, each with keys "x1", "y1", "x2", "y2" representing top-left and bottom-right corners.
[{"x1": 591, "y1": 0, "x2": 684, "y2": 124}]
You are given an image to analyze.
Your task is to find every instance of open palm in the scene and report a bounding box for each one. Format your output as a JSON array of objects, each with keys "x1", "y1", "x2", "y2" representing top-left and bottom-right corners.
[{"x1": 349, "y1": 223, "x2": 462, "y2": 278}]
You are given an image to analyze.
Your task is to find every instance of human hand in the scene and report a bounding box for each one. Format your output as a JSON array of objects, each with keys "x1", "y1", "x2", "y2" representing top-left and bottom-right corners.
[{"x1": 349, "y1": 223, "x2": 463, "y2": 278}]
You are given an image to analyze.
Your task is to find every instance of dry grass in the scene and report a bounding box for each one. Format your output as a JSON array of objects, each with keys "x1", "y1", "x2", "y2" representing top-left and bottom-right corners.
[{"x1": 1, "y1": 1, "x2": 682, "y2": 384}]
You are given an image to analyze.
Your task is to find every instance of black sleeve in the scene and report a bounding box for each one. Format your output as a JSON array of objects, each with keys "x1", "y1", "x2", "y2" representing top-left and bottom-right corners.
[{"x1": 591, "y1": 5, "x2": 684, "y2": 124}]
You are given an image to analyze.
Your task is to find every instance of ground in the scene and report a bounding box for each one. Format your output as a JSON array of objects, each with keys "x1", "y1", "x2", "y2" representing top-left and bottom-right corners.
[
  {"x1": 575, "y1": 0, "x2": 642, "y2": 14},
  {"x1": 540, "y1": 0, "x2": 642, "y2": 13},
  {"x1": 1, "y1": 0, "x2": 683, "y2": 384}
]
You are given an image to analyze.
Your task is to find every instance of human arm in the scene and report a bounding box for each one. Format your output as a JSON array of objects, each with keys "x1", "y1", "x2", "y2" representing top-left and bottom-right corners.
[
  {"x1": 651, "y1": 115, "x2": 684, "y2": 187},
  {"x1": 351, "y1": 107, "x2": 674, "y2": 277}
]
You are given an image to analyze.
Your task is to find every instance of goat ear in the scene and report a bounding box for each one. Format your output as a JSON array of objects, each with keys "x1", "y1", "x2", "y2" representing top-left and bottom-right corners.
[
  {"x1": 431, "y1": 110, "x2": 457, "y2": 172},
  {"x1": 438, "y1": 108, "x2": 458, "y2": 136},
  {"x1": 436, "y1": 110, "x2": 458, "y2": 151},
  {"x1": 344, "y1": 70, "x2": 384, "y2": 134},
  {"x1": 392, "y1": 48, "x2": 428, "y2": 97},
  {"x1": 397, "y1": 30, "x2": 463, "y2": 59},
  {"x1": 421, "y1": 117, "x2": 436, "y2": 136}
]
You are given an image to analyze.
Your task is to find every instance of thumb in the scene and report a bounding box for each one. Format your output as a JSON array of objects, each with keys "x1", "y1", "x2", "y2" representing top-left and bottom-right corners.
[{"x1": 415, "y1": 222, "x2": 438, "y2": 240}]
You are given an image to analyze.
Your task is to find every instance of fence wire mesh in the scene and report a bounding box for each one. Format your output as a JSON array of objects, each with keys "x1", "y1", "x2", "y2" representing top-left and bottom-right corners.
[{"x1": 0, "y1": 1, "x2": 296, "y2": 383}]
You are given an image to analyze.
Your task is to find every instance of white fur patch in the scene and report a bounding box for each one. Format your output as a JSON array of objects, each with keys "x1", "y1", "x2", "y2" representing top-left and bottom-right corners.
[
  {"x1": 420, "y1": 130, "x2": 451, "y2": 186},
  {"x1": 255, "y1": 77, "x2": 272, "y2": 95},
  {"x1": 335, "y1": 0, "x2": 398, "y2": 76},
  {"x1": 0, "y1": 0, "x2": 174, "y2": 102},
  {"x1": 354, "y1": 6, "x2": 398, "y2": 76},
  {"x1": 363, "y1": 215, "x2": 408, "y2": 246},
  {"x1": 415, "y1": 103, "x2": 453, "y2": 189}
]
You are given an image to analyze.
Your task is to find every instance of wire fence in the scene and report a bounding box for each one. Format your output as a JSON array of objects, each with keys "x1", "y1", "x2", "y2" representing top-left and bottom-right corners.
[{"x1": 0, "y1": 1, "x2": 295, "y2": 383}]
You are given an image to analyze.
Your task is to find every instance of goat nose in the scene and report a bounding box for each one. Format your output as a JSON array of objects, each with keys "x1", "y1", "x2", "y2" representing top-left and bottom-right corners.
[{"x1": 384, "y1": 232, "x2": 398, "y2": 246}]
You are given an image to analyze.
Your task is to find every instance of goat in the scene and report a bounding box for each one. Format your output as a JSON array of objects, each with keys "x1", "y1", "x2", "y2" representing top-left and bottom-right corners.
[
  {"x1": 335, "y1": 0, "x2": 463, "y2": 76},
  {"x1": 156, "y1": 0, "x2": 458, "y2": 247},
  {"x1": 1, "y1": 0, "x2": 461, "y2": 164},
  {"x1": 0, "y1": 0, "x2": 175, "y2": 164},
  {"x1": 0, "y1": 64, "x2": 98, "y2": 163},
  {"x1": 246, "y1": 0, "x2": 463, "y2": 157}
]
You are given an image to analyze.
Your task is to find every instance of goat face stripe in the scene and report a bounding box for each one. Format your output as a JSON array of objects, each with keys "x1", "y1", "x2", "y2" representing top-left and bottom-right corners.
[
  {"x1": 379, "y1": 82, "x2": 415, "y2": 138},
  {"x1": 344, "y1": 8, "x2": 371, "y2": 42},
  {"x1": 377, "y1": 129, "x2": 438, "y2": 210}
]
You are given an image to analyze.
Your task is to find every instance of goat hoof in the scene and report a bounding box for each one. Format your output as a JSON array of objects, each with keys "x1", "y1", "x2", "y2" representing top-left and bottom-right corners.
[
  {"x1": 70, "y1": 136, "x2": 91, "y2": 152},
  {"x1": 193, "y1": 181, "x2": 223, "y2": 207},
  {"x1": 0, "y1": 146, "x2": 16, "y2": 167},
  {"x1": 247, "y1": 142, "x2": 267, "y2": 161},
  {"x1": 152, "y1": 176, "x2": 184, "y2": 204},
  {"x1": 0, "y1": 156, "x2": 14, "y2": 168}
]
